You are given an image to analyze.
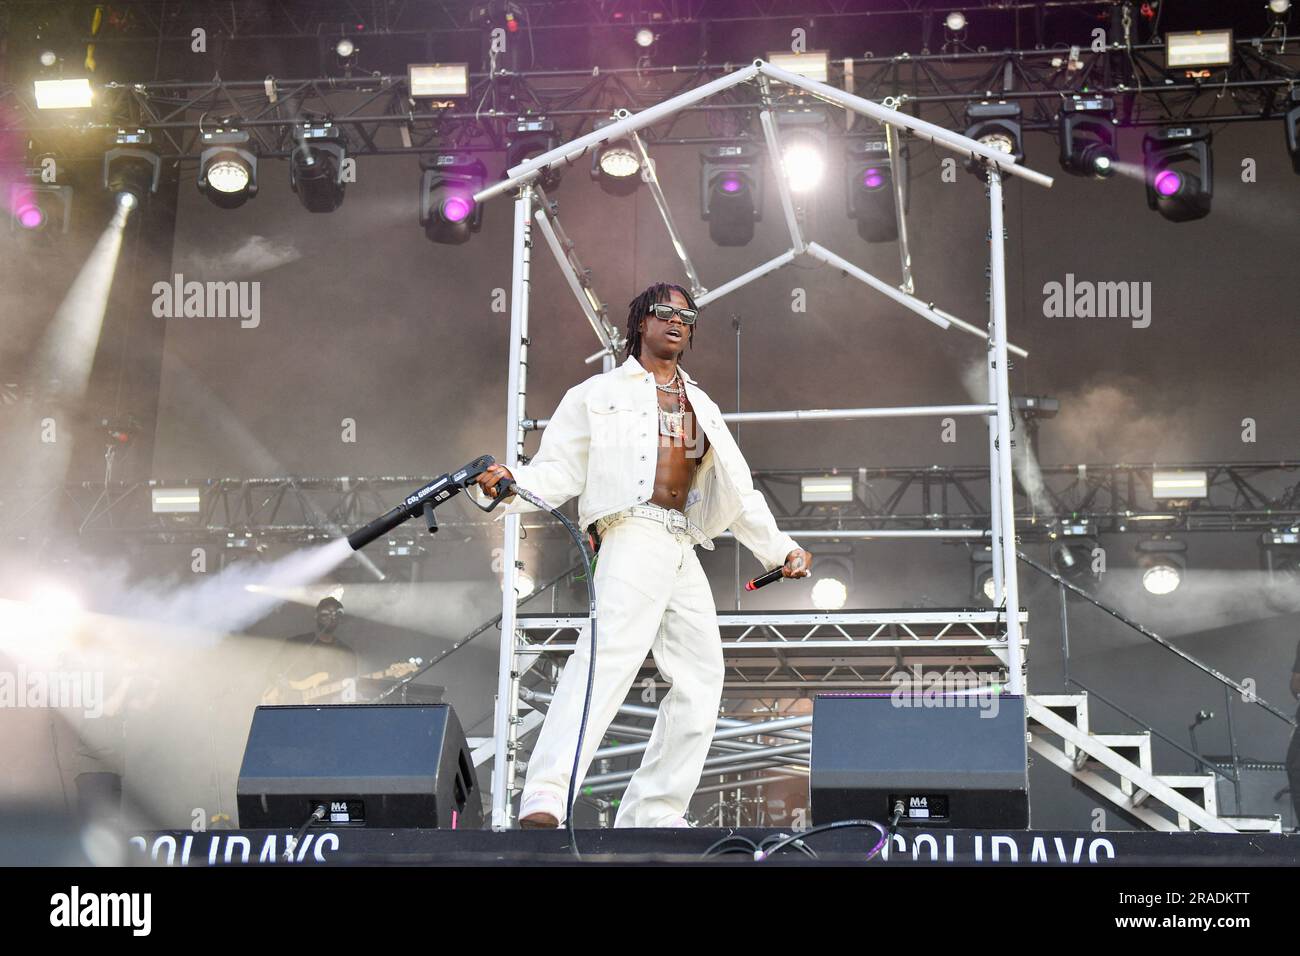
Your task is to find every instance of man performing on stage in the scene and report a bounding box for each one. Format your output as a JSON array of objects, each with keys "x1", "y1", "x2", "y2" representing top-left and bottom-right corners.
[{"x1": 476, "y1": 282, "x2": 813, "y2": 829}]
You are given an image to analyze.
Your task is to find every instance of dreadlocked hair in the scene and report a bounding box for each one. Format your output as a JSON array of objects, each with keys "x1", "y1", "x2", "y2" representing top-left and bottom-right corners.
[{"x1": 623, "y1": 282, "x2": 697, "y2": 359}]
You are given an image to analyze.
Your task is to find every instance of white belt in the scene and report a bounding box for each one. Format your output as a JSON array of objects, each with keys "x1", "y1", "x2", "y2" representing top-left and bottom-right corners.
[{"x1": 595, "y1": 504, "x2": 713, "y2": 550}]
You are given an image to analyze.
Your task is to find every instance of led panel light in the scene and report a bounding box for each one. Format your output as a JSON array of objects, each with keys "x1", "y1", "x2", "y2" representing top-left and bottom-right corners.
[
  {"x1": 152, "y1": 488, "x2": 201, "y2": 513},
  {"x1": 34, "y1": 78, "x2": 93, "y2": 110},
  {"x1": 1165, "y1": 30, "x2": 1233, "y2": 69},
  {"x1": 801, "y1": 475, "x2": 855, "y2": 504},
  {"x1": 1151, "y1": 469, "x2": 1208, "y2": 500},
  {"x1": 408, "y1": 63, "x2": 469, "y2": 98},
  {"x1": 766, "y1": 51, "x2": 830, "y2": 83}
]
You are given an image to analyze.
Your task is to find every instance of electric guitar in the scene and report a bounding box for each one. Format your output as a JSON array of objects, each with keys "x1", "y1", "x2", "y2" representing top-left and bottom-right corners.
[{"x1": 261, "y1": 659, "x2": 422, "y2": 705}]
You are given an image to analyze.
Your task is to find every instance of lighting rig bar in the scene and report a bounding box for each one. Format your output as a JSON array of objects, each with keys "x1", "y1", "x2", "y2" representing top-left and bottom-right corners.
[
  {"x1": 4, "y1": 461, "x2": 1299, "y2": 543},
  {"x1": 3, "y1": 40, "x2": 1297, "y2": 161}
]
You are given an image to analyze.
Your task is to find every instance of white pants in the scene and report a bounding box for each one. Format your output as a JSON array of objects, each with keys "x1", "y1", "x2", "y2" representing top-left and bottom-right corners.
[{"x1": 519, "y1": 514, "x2": 724, "y2": 828}]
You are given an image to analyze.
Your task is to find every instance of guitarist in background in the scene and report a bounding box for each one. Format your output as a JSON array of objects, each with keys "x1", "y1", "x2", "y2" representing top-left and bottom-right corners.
[{"x1": 264, "y1": 597, "x2": 358, "y2": 703}]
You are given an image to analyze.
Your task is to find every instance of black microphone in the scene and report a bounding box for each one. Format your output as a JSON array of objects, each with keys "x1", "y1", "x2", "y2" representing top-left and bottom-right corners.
[
  {"x1": 347, "y1": 455, "x2": 495, "y2": 551},
  {"x1": 745, "y1": 566, "x2": 785, "y2": 591}
]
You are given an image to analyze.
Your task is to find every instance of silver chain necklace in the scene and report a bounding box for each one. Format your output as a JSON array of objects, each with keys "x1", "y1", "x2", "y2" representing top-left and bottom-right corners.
[{"x1": 655, "y1": 370, "x2": 686, "y2": 439}]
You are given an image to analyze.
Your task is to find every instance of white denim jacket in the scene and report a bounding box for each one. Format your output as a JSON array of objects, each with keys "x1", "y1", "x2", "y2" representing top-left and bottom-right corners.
[{"x1": 483, "y1": 355, "x2": 800, "y2": 572}]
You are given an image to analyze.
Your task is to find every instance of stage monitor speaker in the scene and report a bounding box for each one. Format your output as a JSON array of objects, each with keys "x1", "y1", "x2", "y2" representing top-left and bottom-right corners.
[
  {"x1": 810, "y1": 693, "x2": 1028, "y2": 828},
  {"x1": 237, "y1": 703, "x2": 482, "y2": 829}
]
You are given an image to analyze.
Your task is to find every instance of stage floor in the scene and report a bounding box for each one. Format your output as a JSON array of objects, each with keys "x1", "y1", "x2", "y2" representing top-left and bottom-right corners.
[{"x1": 129, "y1": 826, "x2": 1300, "y2": 867}]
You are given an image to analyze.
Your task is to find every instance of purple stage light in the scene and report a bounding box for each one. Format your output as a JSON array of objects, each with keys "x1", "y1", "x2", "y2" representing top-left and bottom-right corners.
[
  {"x1": 720, "y1": 176, "x2": 743, "y2": 193},
  {"x1": 1153, "y1": 169, "x2": 1182, "y2": 197},
  {"x1": 441, "y1": 195, "x2": 473, "y2": 223},
  {"x1": 862, "y1": 167, "x2": 885, "y2": 190},
  {"x1": 17, "y1": 202, "x2": 44, "y2": 229}
]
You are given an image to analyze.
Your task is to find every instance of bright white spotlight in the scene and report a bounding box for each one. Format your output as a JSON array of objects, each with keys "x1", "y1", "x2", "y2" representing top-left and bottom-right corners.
[
  {"x1": 34, "y1": 78, "x2": 93, "y2": 110},
  {"x1": 982, "y1": 573, "x2": 997, "y2": 602},
  {"x1": 598, "y1": 145, "x2": 641, "y2": 179},
  {"x1": 782, "y1": 140, "x2": 825, "y2": 193},
  {"x1": 635, "y1": 28, "x2": 655, "y2": 48},
  {"x1": 1142, "y1": 562, "x2": 1182, "y2": 595},
  {"x1": 335, "y1": 38, "x2": 355, "y2": 58},
  {"x1": 946, "y1": 12, "x2": 968, "y2": 32},
  {"x1": 39, "y1": 50, "x2": 57, "y2": 67},
  {"x1": 116, "y1": 192, "x2": 138, "y2": 211},
  {"x1": 811, "y1": 577, "x2": 847, "y2": 610},
  {"x1": 205, "y1": 157, "x2": 251, "y2": 194},
  {"x1": 503, "y1": 571, "x2": 535, "y2": 598},
  {"x1": 29, "y1": 583, "x2": 84, "y2": 630}
]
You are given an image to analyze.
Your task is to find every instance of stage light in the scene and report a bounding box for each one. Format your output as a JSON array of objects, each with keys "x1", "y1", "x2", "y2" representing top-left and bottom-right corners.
[
  {"x1": 635, "y1": 28, "x2": 655, "y2": 48},
  {"x1": 33, "y1": 77, "x2": 92, "y2": 109},
  {"x1": 197, "y1": 128, "x2": 258, "y2": 209},
  {"x1": 1050, "y1": 538, "x2": 1098, "y2": 582},
  {"x1": 1271, "y1": 0, "x2": 1292, "y2": 12},
  {"x1": 506, "y1": 116, "x2": 561, "y2": 189},
  {"x1": 1285, "y1": 90, "x2": 1300, "y2": 176},
  {"x1": 766, "y1": 51, "x2": 830, "y2": 83},
  {"x1": 1261, "y1": 530, "x2": 1300, "y2": 613},
  {"x1": 39, "y1": 50, "x2": 58, "y2": 68},
  {"x1": 1059, "y1": 96, "x2": 1117, "y2": 179},
  {"x1": 151, "y1": 487, "x2": 201, "y2": 514},
  {"x1": 103, "y1": 130, "x2": 161, "y2": 212},
  {"x1": 590, "y1": 118, "x2": 642, "y2": 196},
  {"x1": 1165, "y1": 30, "x2": 1233, "y2": 71},
  {"x1": 420, "y1": 153, "x2": 486, "y2": 244},
  {"x1": 335, "y1": 38, "x2": 355, "y2": 58},
  {"x1": 1143, "y1": 126, "x2": 1213, "y2": 222},
  {"x1": 846, "y1": 136, "x2": 904, "y2": 242},
  {"x1": 1137, "y1": 538, "x2": 1186, "y2": 596},
  {"x1": 290, "y1": 121, "x2": 347, "y2": 213},
  {"x1": 503, "y1": 570, "x2": 536, "y2": 598},
  {"x1": 964, "y1": 102, "x2": 1023, "y2": 178},
  {"x1": 946, "y1": 12, "x2": 968, "y2": 32},
  {"x1": 700, "y1": 144, "x2": 761, "y2": 246},
  {"x1": 811, "y1": 577, "x2": 848, "y2": 611},
  {"x1": 408, "y1": 63, "x2": 469, "y2": 98},
  {"x1": 800, "y1": 475, "x2": 855, "y2": 505},
  {"x1": 1151, "y1": 469, "x2": 1208, "y2": 500},
  {"x1": 9, "y1": 181, "x2": 72, "y2": 235},
  {"x1": 971, "y1": 547, "x2": 996, "y2": 603},
  {"x1": 784, "y1": 140, "x2": 824, "y2": 192}
]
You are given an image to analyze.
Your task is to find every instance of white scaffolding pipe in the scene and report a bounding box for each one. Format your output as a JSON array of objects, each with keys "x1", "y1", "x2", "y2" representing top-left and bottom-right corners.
[
  {"x1": 530, "y1": 402, "x2": 994, "y2": 430},
  {"x1": 757, "y1": 60, "x2": 1055, "y2": 189},
  {"x1": 594, "y1": 714, "x2": 813, "y2": 760},
  {"x1": 695, "y1": 249, "x2": 797, "y2": 306},
  {"x1": 475, "y1": 63, "x2": 763, "y2": 204},
  {"x1": 886, "y1": 122, "x2": 915, "y2": 294},
  {"x1": 717, "y1": 529, "x2": 988, "y2": 540},
  {"x1": 756, "y1": 76, "x2": 808, "y2": 255},
  {"x1": 525, "y1": 689, "x2": 812, "y2": 742},
  {"x1": 932, "y1": 306, "x2": 1029, "y2": 358},
  {"x1": 490, "y1": 185, "x2": 534, "y2": 830},
  {"x1": 631, "y1": 128, "x2": 704, "y2": 295},
  {"x1": 989, "y1": 169, "x2": 1024, "y2": 695},
  {"x1": 532, "y1": 204, "x2": 617, "y2": 353},
  {"x1": 803, "y1": 241, "x2": 951, "y2": 331},
  {"x1": 986, "y1": 326, "x2": 1005, "y2": 604},
  {"x1": 585, "y1": 742, "x2": 810, "y2": 787}
]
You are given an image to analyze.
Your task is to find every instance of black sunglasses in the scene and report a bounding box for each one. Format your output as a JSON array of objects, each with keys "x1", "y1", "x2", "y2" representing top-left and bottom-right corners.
[{"x1": 648, "y1": 303, "x2": 698, "y2": 325}]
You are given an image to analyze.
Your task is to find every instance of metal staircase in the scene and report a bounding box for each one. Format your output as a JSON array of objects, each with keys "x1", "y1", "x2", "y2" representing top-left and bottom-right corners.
[{"x1": 1026, "y1": 692, "x2": 1283, "y2": 833}]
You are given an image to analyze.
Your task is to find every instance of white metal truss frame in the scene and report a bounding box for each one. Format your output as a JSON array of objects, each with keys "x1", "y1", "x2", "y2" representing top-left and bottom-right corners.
[{"x1": 475, "y1": 58, "x2": 1054, "y2": 829}]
